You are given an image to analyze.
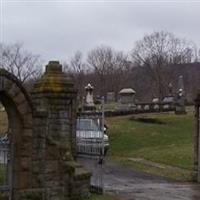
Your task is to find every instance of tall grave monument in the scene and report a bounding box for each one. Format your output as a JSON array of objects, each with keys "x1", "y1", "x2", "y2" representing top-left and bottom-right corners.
[
  {"x1": 175, "y1": 75, "x2": 186, "y2": 114},
  {"x1": 83, "y1": 83, "x2": 96, "y2": 111}
]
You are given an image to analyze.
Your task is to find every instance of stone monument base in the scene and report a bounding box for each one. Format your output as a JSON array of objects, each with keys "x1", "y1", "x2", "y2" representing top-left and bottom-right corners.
[
  {"x1": 83, "y1": 105, "x2": 96, "y2": 111},
  {"x1": 115, "y1": 104, "x2": 136, "y2": 111},
  {"x1": 175, "y1": 106, "x2": 187, "y2": 115}
]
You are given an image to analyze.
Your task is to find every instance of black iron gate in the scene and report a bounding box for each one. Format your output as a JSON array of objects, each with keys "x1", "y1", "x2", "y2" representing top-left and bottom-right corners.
[
  {"x1": 0, "y1": 133, "x2": 12, "y2": 199},
  {"x1": 76, "y1": 101, "x2": 107, "y2": 193}
]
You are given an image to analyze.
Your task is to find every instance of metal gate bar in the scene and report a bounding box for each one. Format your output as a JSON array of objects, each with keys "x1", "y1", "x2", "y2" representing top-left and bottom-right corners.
[
  {"x1": 0, "y1": 134, "x2": 11, "y2": 199},
  {"x1": 76, "y1": 99, "x2": 106, "y2": 194}
]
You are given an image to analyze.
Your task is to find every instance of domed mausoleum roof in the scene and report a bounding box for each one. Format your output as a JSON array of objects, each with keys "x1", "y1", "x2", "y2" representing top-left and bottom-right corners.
[{"x1": 119, "y1": 88, "x2": 136, "y2": 94}]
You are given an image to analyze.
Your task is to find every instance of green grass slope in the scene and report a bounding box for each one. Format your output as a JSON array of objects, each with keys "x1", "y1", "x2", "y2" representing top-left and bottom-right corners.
[{"x1": 106, "y1": 107, "x2": 195, "y2": 180}]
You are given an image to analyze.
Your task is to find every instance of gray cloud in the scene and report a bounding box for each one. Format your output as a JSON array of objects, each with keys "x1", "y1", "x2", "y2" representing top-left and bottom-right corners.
[{"x1": 1, "y1": 0, "x2": 200, "y2": 63}]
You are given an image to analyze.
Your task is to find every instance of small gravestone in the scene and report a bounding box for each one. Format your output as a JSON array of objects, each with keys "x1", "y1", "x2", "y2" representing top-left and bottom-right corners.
[
  {"x1": 137, "y1": 104, "x2": 142, "y2": 111},
  {"x1": 115, "y1": 88, "x2": 136, "y2": 111},
  {"x1": 168, "y1": 82, "x2": 173, "y2": 97},
  {"x1": 153, "y1": 104, "x2": 160, "y2": 111},
  {"x1": 175, "y1": 75, "x2": 186, "y2": 114},
  {"x1": 152, "y1": 98, "x2": 159, "y2": 103},
  {"x1": 107, "y1": 92, "x2": 115, "y2": 102},
  {"x1": 163, "y1": 83, "x2": 174, "y2": 103},
  {"x1": 144, "y1": 104, "x2": 150, "y2": 111},
  {"x1": 163, "y1": 104, "x2": 170, "y2": 110}
]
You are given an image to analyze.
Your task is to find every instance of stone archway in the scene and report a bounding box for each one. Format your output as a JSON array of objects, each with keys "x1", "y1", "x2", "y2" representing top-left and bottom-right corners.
[
  {"x1": 0, "y1": 69, "x2": 33, "y2": 199},
  {"x1": 0, "y1": 62, "x2": 91, "y2": 200}
]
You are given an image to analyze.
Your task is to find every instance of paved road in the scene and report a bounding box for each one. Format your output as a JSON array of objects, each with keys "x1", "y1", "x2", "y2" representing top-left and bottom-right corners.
[
  {"x1": 104, "y1": 162, "x2": 200, "y2": 200},
  {"x1": 78, "y1": 158, "x2": 200, "y2": 200}
]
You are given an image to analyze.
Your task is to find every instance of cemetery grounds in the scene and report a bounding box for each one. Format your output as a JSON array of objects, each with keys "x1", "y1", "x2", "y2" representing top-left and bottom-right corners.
[{"x1": 0, "y1": 106, "x2": 196, "y2": 200}]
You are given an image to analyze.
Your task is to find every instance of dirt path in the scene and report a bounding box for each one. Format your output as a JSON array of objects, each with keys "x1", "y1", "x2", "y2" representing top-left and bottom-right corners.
[{"x1": 103, "y1": 162, "x2": 200, "y2": 200}]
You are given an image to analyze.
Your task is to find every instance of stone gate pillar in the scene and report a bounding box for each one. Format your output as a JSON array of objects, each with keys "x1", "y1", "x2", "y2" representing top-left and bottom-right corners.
[{"x1": 29, "y1": 61, "x2": 90, "y2": 200}]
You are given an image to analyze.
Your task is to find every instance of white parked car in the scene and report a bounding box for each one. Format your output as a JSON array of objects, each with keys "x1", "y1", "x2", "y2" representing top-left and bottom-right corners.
[{"x1": 76, "y1": 118, "x2": 109, "y2": 156}]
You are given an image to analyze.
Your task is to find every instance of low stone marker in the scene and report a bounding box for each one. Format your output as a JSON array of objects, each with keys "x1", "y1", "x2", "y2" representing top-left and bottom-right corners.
[{"x1": 107, "y1": 92, "x2": 115, "y2": 102}]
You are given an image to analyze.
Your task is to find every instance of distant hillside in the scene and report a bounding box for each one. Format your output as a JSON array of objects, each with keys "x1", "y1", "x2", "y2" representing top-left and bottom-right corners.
[{"x1": 130, "y1": 62, "x2": 200, "y2": 103}]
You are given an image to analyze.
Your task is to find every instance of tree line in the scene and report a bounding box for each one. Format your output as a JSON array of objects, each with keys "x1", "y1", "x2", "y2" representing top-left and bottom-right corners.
[{"x1": 1, "y1": 31, "x2": 200, "y2": 102}]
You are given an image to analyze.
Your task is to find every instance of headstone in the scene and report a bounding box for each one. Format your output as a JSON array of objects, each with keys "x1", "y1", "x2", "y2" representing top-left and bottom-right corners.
[
  {"x1": 178, "y1": 75, "x2": 184, "y2": 91},
  {"x1": 137, "y1": 105, "x2": 142, "y2": 110},
  {"x1": 107, "y1": 92, "x2": 115, "y2": 102},
  {"x1": 115, "y1": 88, "x2": 136, "y2": 111},
  {"x1": 168, "y1": 82, "x2": 173, "y2": 97},
  {"x1": 152, "y1": 98, "x2": 159, "y2": 103},
  {"x1": 175, "y1": 75, "x2": 186, "y2": 114},
  {"x1": 163, "y1": 104, "x2": 170, "y2": 110},
  {"x1": 144, "y1": 104, "x2": 150, "y2": 111},
  {"x1": 153, "y1": 104, "x2": 160, "y2": 111},
  {"x1": 162, "y1": 83, "x2": 174, "y2": 103}
]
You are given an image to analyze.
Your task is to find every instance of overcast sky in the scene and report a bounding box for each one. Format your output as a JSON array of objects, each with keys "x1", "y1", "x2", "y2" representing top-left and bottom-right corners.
[{"x1": 1, "y1": 0, "x2": 200, "y2": 63}]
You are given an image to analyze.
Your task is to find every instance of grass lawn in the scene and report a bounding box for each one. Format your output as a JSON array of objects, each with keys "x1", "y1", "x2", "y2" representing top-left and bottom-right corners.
[
  {"x1": 0, "y1": 165, "x2": 6, "y2": 185},
  {"x1": 106, "y1": 106, "x2": 195, "y2": 181},
  {"x1": 104, "y1": 102, "x2": 117, "y2": 111},
  {"x1": 90, "y1": 194, "x2": 119, "y2": 200}
]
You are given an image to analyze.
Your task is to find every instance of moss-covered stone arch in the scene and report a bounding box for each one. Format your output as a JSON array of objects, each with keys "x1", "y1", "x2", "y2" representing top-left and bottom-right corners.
[{"x1": 0, "y1": 68, "x2": 33, "y2": 199}]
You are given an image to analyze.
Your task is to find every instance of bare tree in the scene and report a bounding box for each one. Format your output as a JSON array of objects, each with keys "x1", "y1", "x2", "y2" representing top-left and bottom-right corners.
[
  {"x1": 87, "y1": 46, "x2": 113, "y2": 97},
  {"x1": 0, "y1": 43, "x2": 42, "y2": 83},
  {"x1": 87, "y1": 45, "x2": 129, "y2": 98},
  {"x1": 198, "y1": 48, "x2": 200, "y2": 62},
  {"x1": 131, "y1": 31, "x2": 195, "y2": 100},
  {"x1": 108, "y1": 51, "x2": 130, "y2": 99},
  {"x1": 69, "y1": 51, "x2": 88, "y2": 99}
]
